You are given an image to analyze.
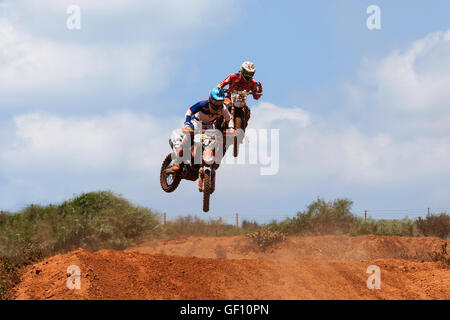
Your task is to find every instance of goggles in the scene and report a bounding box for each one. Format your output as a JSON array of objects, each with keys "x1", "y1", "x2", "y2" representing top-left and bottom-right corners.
[
  {"x1": 209, "y1": 99, "x2": 223, "y2": 108},
  {"x1": 242, "y1": 70, "x2": 255, "y2": 79}
]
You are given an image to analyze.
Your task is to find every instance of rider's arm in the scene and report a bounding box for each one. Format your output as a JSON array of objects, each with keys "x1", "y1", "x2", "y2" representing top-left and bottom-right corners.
[
  {"x1": 185, "y1": 100, "x2": 207, "y2": 125},
  {"x1": 217, "y1": 73, "x2": 238, "y2": 89},
  {"x1": 222, "y1": 106, "x2": 234, "y2": 129},
  {"x1": 251, "y1": 80, "x2": 263, "y2": 100}
]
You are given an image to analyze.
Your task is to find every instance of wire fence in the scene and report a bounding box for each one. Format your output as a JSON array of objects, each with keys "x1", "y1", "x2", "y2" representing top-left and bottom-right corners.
[{"x1": 164, "y1": 207, "x2": 450, "y2": 226}]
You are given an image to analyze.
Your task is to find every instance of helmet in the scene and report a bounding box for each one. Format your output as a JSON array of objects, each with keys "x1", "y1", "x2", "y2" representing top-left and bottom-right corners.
[
  {"x1": 240, "y1": 61, "x2": 256, "y2": 81},
  {"x1": 209, "y1": 87, "x2": 225, "y2": 111}
]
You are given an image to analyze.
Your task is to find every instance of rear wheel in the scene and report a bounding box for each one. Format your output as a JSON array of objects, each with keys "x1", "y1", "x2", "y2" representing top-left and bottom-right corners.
[
  {"x1": 203, "y1": 169, "x2": 211, "y2": 212},
  {"x1": 160, "y1": 153, "x2": 182, "y2": 193}
]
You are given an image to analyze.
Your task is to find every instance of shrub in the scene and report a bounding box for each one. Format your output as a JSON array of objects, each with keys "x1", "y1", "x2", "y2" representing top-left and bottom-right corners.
[
  {"x1": 0, "y1": 257, "x2": 19, "y2": 300},
  {"x1": 415, "y1": 214, "x2": 450, "y2": 239},
  {"x1": 246, "y1": 229, "x2": 286, "y2": 251},
  {"x1": 356, "y1": 218, "x2": 414, "y2": 237},
  {"x1": 274, "y1": 198, "x2": 358, "y2": 235},
  {"x1": 0, "y1": 191, "x2": 161, "y2": 299},
  {"x1": 163, "y1": 215, "x2": 236, "y2": 237},
  {"x1": 241, "y1": 220, "x2": 260, "y2": 233}
]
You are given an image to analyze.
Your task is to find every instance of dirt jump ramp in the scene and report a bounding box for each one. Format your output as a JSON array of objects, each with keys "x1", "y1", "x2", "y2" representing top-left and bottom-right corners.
[{"x1": 12, "y1": 235, "x2": 450, "y2": 300}]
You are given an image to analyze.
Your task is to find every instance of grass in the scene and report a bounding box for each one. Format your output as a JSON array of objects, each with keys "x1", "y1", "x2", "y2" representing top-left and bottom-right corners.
[{"x1": 162, "y1": 215, "x2": 238, "y2": 238}]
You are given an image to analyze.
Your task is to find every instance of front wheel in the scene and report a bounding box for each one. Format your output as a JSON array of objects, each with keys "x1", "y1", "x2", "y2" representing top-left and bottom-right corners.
[
  {"x1": 210, "y1": 170, "x2": 216, "y2": 194},
  {"x1": 203, "y1": 169, "x2": 211, "y2": 212},
  {"x1": 160, "y1": 153, "x2": 182, "y2": 193}
]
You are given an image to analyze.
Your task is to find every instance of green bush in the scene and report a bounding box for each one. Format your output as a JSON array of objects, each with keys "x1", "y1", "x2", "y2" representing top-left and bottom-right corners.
[
  {"x1": 0, "y1": 191, "x2": 160, "y2": 257},
  {"x1": 263, "y1": 199, "x2": 422, "y2": 237},
  {"x1": 415, "y1": 214, "x2": 450, "y2": 239},
  {"x1": 356, "y1": 218, "x2": 414, "y2": 237},
  {"x1": 241, "y1": 220, "x2": 260, "y2": 233},
  {"x1": 0, "y1": 191, "x2": 161, "y2": 299},
  {"x1": 163, "y1": 215, "x2": 237, "y2": 237},
  {"x1": 271, "y1": 198, "x2": 358, "y2": 236}
]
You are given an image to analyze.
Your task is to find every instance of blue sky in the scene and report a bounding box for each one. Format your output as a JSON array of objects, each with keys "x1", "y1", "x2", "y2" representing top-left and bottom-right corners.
[{"x1": 1, "y1": 0, "x2": 450, "y2": 223}]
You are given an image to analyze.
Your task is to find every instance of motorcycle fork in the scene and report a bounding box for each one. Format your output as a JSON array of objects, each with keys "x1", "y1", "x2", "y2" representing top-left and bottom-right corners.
[{"x1": 231, "y1": 106, "x2": 235, "y2": 123}]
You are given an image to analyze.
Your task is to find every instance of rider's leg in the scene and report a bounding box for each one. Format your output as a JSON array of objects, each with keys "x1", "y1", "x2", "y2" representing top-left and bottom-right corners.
[
  {"x1": 244, "y1": 105, "x2": 251, "y2": 129},
  {"x1": 234, "y1": 107, "x2": 246, "y2": 145},
  {"x1": 192, "y1": 119, "x2": 215, "y2": 191},
  {"x1": 170, "y1": 129, "x2": 185, "y2": 171}
]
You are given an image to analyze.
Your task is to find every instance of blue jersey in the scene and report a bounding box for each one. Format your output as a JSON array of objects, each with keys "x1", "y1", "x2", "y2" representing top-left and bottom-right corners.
[{"x1": 185, "y1": 100, "x2": 231, "y2": 125}]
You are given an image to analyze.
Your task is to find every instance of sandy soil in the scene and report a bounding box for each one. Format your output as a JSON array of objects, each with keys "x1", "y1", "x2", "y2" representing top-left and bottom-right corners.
[{"x1": 12, "y1": 235, "x2": 450, "y2": 300}]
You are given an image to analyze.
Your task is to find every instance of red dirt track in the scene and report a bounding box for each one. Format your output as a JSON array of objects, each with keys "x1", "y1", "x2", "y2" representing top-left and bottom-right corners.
[{"x1": 13, "y1": 235, "x2": 450, "y2": 300}]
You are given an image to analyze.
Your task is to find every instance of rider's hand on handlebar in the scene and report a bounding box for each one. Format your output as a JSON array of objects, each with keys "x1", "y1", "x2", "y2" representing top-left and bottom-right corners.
[
  {"x1": 182, "y1": 122, "x2": 194, "y2": 135},
  {"x1": 252, "y1": 82, "x2": 263, "y2": 98},
  {"x1": 256, "y1": 82, "x2": 263, "y2": 93}
]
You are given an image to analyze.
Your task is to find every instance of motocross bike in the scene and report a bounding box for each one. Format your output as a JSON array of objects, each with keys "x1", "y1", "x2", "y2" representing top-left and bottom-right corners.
[
  {"x1": 224, "y1": 89, "x2": 261, "y2": 157},
  {"x1": 160, "y1": 128, "x2": 228, "y2": 212}
]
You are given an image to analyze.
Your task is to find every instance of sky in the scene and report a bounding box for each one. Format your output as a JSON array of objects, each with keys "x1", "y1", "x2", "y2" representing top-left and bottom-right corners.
[{"x1": 0, "y1": 0, "x2": 450, "y2": 223}]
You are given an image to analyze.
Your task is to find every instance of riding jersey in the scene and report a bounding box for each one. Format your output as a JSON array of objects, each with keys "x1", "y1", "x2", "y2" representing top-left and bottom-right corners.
[
  {"x1": 217, "y1": 73, "x2": 262, "y2": 104},
  {"x1": 185, "y1": 100, "x2": 232, "y2": 126}
]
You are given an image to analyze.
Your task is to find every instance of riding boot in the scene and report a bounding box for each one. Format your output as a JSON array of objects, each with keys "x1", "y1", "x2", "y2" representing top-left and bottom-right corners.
[{"x1": 198, "y1": 168, "x2": 204, "y2": 192}]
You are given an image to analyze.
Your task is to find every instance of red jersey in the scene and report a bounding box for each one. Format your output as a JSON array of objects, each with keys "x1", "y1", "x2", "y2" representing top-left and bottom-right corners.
[{"x1": 217, "y1": 73, "x2": 262, "y2": 103}]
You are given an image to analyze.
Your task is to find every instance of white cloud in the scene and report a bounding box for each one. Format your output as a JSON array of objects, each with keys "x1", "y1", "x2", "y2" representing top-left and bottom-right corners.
[
  {"x1": 0, "y1": 0, "x2": 243, "y2": 102},
  {"x1": 2, "y1": 112, "x2": 176, "y2": 173},
  {"x1": 306, "y1": 29, "x2": 450, "y2": 187},
  {"x1": 249, "y1": 102, "x2": 311, "y2": 129},
  {"x1": 0, "y1": 19, "x2": 170, "y2": 96},
  {"x1": 0, "y1": 111, "x2": 183, "y2": 210},
  {"x1": 352, "y1": 30, "x2": 450, "y2": 113}
]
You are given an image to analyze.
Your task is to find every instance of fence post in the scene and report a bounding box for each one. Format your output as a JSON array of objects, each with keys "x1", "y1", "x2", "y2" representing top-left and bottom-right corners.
[
  {"x1": 236, "y1": 213, "x2": 239, "y2": 232},
  {"x1": 163, "y1": 212, "x2": 166, "y2": 225},
  {"x1": 364, "y1": 210, "x2": 367, "y2": 222}
]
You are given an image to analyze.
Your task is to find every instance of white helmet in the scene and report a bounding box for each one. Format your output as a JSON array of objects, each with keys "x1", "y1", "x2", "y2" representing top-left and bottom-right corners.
[{"x1": 240, "y1": 61, "x2": 256, "y2": 81}]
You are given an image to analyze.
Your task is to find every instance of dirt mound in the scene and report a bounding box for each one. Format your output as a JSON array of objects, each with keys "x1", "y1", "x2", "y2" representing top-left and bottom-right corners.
[
  {"x1": 131, "y1": 235, "x2": 449, "y2": 262},
  {"x1": 12, "y1": 236, "x2": 450, "y2": 300},
  {"x1": 13, "y1": 248, "x2": 272, "y2": 300}
]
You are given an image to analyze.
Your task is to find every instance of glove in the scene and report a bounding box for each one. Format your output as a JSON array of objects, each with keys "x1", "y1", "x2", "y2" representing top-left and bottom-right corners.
[
  {"x1": 253, "y1": 82, "x2": 263, "y2": 99},
  {"x1": 182, "y1": 122, "x2": 194, "y2": 135},
  {"x1": 256, "y1": 82, "x2": 263, "y2": 93}
]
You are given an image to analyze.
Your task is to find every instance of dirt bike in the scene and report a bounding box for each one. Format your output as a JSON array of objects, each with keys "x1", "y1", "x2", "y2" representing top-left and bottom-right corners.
[
  {"x1": 160, "y1": 128, "x2": 226, "y2": 212},
  {"x1": 225, "y1": 89, "x2": 262, "y2": 157}
]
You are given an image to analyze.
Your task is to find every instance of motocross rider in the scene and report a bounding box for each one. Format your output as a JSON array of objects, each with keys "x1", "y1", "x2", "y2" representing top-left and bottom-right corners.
[
  {"x1": 217, "y1": 61, "x2": 263, "y2": 128},
  {"x1": 170, "y1": 88, "x2": 234, "y2": 190}
]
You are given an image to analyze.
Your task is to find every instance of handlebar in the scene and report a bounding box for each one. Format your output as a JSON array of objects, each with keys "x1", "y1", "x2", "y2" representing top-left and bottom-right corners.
[{"x1": 222, "y1": 89, "x2": 263, "y2": 96}]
